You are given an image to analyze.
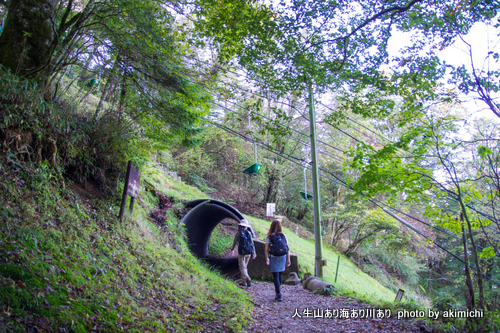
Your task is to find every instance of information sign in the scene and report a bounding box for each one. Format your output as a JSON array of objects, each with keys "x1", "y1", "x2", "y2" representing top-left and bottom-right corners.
[{"x1": 266, "y1": 203, "x2": 276, "y2": 217}]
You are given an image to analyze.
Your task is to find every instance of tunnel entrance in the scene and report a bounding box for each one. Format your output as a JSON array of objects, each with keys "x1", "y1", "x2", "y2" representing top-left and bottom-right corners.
[
  {"x1": 181, "y1": 199, "x2": 248, "y2": 276},
  {"x1": 181, "y1": 199, "x2": 300, "y2": 282}
]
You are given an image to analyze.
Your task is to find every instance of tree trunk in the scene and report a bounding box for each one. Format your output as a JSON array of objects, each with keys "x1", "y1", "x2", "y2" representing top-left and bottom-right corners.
[
  {"x1": 0, "y1": 0, "x2": 57, "y2": 84},
  {"x1": 95, "y1": 58, "x2": 120, "y2": 121},
  {"x1": 330, "y1": 216, "x2": 337, "y2": 245},
  {"x1": 94, "y1": 77, "x2": 110, "y2": 121},
  {"x1": 461, "y1": 219, "x2": 475, "y2": 311},
  {"x1": 461, "y1": 206, "x2": 485, "y2": 310},
  {"x1": 263, "y1": 171, "x2": 278, "y2": 204},
  {"x1": 117, "y1": 67, "x2": 128, "y2": 117},
  {"x1": 330, "y1": 188, "x2": 341, "y2": 245}
]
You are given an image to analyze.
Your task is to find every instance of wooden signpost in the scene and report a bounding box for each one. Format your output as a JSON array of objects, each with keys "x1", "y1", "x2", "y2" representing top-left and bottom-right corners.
[
  {"x1": 395, "y1": 288, "x2": 405, "y2": 302},
  {"x1": 119, "y1": 161, "x2": 141, "y2": 221}
]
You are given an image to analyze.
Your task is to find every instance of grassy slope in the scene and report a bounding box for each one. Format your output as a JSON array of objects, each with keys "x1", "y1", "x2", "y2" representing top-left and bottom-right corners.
[
  {"x1": 117, "y1": 164, "x2": 399, "y2": 306},
  {"x1": 0, "y1": 161, "x2": 251, "y2": 332},
  {"x1": 0, "y1": 159, "x2": 398, "y2": 332},
  {"x1": 246, "y1": 216, "x2": 396, "y2": 303}
]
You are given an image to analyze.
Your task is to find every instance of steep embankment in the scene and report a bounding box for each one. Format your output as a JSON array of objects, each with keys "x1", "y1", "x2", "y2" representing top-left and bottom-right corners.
[
  {"x1": 0, "y1": 159, "x2": 251, "y2": 332},
  {"x1": 0, "y1": 159, "x2": 401, "y2": 332}
]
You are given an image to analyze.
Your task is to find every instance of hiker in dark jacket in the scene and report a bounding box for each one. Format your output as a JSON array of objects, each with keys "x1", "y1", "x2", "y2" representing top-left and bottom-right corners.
[
  {"x1": 264, "y1": 219, "x2": 291, "y2": 302},
  {"x1": 231, "y1": 219, "x2": 256, "y2": 287}
]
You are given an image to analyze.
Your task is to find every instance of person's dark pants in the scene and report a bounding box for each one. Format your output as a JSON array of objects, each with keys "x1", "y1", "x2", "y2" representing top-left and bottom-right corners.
[{"x1": 272, "y1": 272, "x2": 283, "y2": 295}]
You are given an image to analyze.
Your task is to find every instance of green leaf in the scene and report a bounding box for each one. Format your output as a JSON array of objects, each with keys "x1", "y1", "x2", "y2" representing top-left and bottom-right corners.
[
  {"x1": 479, "y1": 246, "x2": 496, "y2": 259},
  {"x1": 477, "y1": 145, "x2": 492, "y2": 158}
]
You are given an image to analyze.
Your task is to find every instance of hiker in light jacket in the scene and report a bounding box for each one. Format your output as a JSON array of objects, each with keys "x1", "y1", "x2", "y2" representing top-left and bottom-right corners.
[{"x1": 231, "y1": 219, "x2": 256, "y2": 287}]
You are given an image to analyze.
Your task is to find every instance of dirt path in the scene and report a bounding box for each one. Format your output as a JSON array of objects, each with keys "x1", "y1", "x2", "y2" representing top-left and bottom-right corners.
[{"x1": 242, "y1": 282, "x2": 427, "y2": 333}]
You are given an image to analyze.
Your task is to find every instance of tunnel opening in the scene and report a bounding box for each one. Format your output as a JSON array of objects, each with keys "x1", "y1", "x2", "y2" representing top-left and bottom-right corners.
[{"x1": 181, "y1": 199, "x2": 251, "y2": 276}]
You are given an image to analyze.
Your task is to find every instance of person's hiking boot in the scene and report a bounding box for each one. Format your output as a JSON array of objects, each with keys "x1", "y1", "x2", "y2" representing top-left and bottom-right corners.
[
  {"x1": 246, "y1": 277, "x2": 252, "y2": 288},
  {"x1": 275, "y1": 293, "x2": 282, "y2": 302}
]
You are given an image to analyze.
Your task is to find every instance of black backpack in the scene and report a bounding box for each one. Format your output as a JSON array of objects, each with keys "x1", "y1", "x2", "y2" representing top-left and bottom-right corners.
[
  {"x1": 238, "y1": 229, "x2": 253, "y2": 255},
  {"x1": 269, "y1": 232, "x2": 289, "y2": 256}
]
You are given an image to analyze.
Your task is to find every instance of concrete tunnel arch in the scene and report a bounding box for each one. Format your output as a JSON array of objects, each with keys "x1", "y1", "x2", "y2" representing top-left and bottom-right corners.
[{"x1": 181, "y1": 199, "x2": 250, "y2": 271}]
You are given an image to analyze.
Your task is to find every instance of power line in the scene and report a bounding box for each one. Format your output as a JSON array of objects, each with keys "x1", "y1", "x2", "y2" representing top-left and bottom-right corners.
[
  {"x1": 432, "y1": 196, "x2": 500, "y2": 235},
  {"x1": 182, "y1": 53, "x2": 407, "y2": 160},
  {"x1": 218, "y1": 102, "x2": 345, "y2": 157},
  {"x1": 212, "y1": 114, "x2": 496, "y2": 244},
  {"x1": 215, "y1": 79, "x2": 500, "y2": 239},
  {"x1": 317, "y1": 101, "x2": 394, "y2": 145},
  {"x1": 212, "y1": 100, "x2": 347, "y2": 156},
  {"x1": 209, "y1": 116, "x2": 483, "y2": 246},
  {"x1": 208, "y1": 118, "x2": 500, "y2": 285},
  {"x1": 322, "y1": 115, "x2": 500, "y2": 234},
  {"x1": 381, "y1": 204, "x2": 491, "y2": 252},
  {"x1": 309, "y1": 171, "x2": 500, "y2": 285},
  {"x1": 182, "y1": 53, "x2": 395, "y2": 147},
  {"x1": 208, "y1": 120, "x2": 345, "y2": 186},
  {"x1": 180, "y1": 54, "x2": 286, "y2": 94},
  {"x1": 180, "y1": 54, "x2": 310, "y2": 117},
  {"x1": 183, "y1": 53, "x2": 500, "y2": 279},
  {"x1": 182, "y1": 51, "x2": 447, "y2": 167},
  {"x1": 322, "y1": 120, "x2": 362, "y2": 143},
  {"x1": 317, "y1": 162, "x2": 500, "y2": 251}
]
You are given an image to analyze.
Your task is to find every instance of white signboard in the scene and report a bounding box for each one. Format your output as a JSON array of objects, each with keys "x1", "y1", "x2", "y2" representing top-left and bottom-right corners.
[{"x1": 266, "y1": 203, "x2": 276, "y2": 217}]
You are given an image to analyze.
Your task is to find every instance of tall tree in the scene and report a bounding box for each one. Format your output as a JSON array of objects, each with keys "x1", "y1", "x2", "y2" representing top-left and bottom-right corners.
[{"x1": 0, "y1": 0, "x2": 58, "y2": 83}]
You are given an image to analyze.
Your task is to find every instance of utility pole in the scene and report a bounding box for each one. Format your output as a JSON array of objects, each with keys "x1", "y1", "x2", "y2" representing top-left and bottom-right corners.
[{"x1": 308, "y1": 82, "x2": 324, "y2": 278}]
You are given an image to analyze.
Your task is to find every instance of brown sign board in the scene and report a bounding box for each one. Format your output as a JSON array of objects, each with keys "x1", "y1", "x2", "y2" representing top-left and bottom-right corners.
[
  {"x1": 126, "y1": 165, "x2": 140, "y2": 198},
  {"x1": 119, "y1": 161, "x2": 141, "y2": 220},
  {"x1": 395, "y1": 289, "x2": 405, "y2": 302}
]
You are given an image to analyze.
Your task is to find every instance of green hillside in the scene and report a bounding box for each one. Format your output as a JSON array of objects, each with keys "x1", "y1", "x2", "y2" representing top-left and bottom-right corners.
[
  {"x1": 1, "y1": 158, "x2": 405, "y2": 332},
  {"x1": 247, "y1": 215, "x2": 397, "y2": 303},
  {"x1": 0, "y1": 160, "x2": 251, "y2": 332},
  {"x1": 138, "y1": 162, "x2": 400, "y2": 304}
]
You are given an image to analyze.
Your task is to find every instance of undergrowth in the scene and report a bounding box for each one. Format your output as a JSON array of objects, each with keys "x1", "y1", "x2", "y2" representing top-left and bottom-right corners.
[
  {"x1": 0, "y1": 69, "x2": 145, "y2": 195},
  {"x1": 0, "y1": 157, "x2": 252, "y2": 332}
]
